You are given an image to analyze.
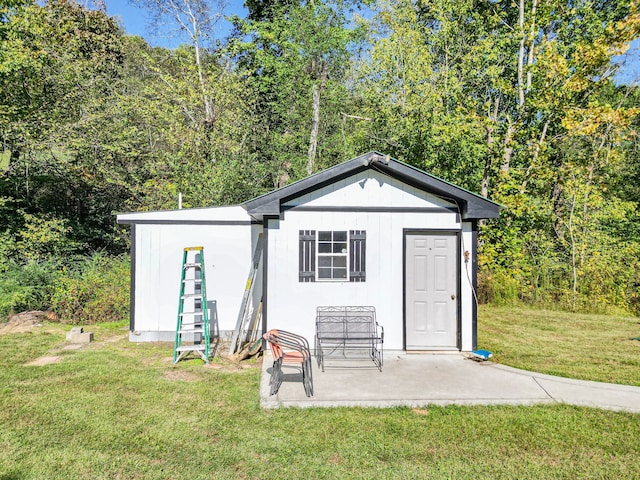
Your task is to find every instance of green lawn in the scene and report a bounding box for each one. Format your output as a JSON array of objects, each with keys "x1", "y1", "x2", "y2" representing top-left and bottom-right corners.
[
  {"x1": 478, "y1": 305, "x2": 640, "y2": 386},
  {"x1": 1, "y1": 309, "x2": 639, "y2": 479}
]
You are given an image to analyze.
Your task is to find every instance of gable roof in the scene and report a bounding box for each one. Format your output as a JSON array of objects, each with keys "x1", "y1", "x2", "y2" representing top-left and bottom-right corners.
[{"x1": 243, "y1": 152, "x2": 501, "y2": 221}]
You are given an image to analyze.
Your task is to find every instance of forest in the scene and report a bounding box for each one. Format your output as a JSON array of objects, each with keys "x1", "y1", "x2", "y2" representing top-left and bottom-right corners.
[{"x1": 1, "y1": 0, "x2": 639, "y2": 322}]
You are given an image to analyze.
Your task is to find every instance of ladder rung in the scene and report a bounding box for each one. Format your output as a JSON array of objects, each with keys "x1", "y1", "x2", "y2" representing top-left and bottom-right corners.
[
  {"x1": 175, "y1": 246, "x2": 210, "y2": 363},
  {"x1": 178, "y1": 328, "x2": 205, "y2": 334},
  {"x1": 176, "y1": 345, "x2": 206, "y2": 352}
]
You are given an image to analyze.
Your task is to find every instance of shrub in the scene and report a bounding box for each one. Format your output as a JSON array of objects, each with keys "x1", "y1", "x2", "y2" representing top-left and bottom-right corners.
[
  {"x1": 51, "y1": 253, "x2": 129, "y2": 324},
  {"x1": 477, "y1": 269, "x2": 520, "y2": 305},
  {"x1": 0, "y1": 259, "x2": 60, "y2": 319}
]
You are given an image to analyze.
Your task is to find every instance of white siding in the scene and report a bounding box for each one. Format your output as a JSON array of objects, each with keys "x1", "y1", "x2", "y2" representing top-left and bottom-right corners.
[
  {"x1": 131, "y1": 223, "x2": 261, "y2": 341},
  {"x1": 266, "y1": 208, "x2": 468, "y2": 351},
  {"x1": 460, "y1": 222, "x2": 475, "y2": 351}
]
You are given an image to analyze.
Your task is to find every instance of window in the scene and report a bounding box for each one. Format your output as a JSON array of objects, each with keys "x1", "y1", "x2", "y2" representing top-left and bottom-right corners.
[
  {"x1": 318, "y1": 231, "x2": 348, "y2": 280},
  {"x1": 299, "y1": 230, "x2": 366, "y2": 282}
]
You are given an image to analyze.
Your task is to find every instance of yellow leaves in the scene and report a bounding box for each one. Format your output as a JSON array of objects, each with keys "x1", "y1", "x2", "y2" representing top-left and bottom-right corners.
[
  {"x1": 562, "y1": 104, "x2": 638, "y2": 138},
  {"x1": 572, "y1": 41, "x2": 609, "y2": 78},
  {"x1": 604, "y1": 1, "x2": 640, "y2": 56}
]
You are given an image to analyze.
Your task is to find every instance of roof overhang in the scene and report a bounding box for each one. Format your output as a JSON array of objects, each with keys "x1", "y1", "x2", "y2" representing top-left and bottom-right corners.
[{"x1": 243, "y1": 152, "x2": 501, "y2": 221}]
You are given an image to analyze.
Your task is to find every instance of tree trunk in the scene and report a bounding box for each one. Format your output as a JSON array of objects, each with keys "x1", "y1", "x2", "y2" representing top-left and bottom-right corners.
[
  {"x1": 505, "y1": 0, "x2": 530, "y2": 176},
  {"x1": 520, "y1": 118, "x2": 550, "y2": 193},
  {"x1": 193, "y1": 37, "x2": 214, "y2": 128},
  {"x1": 551, "y1": 158, "x2": 565, "y2": 241},
  {"x1": 526, "y1": 0, "x2": 538, "y2": 93},
  {"x1": 307, "y1": 62, "x2": 328, "y2": 176},
  {"x1": 501, "y1": 118, "x2": 514, "y2": 174},
  {"x1": 482, "y1": 96, "x2": 500, "y2": 198},
  {"x1": 517, "y1": 0, "x2": 526, "y2": 108},
  {"x1": 186, "y1": 4, "x2": 214, "y2": 129},
  {"x1": 156, "y1": 0, "x2": 216, "y2": 130},
  {"x1": 567, "y1": 192, "x2": 578, "y2": 310}
]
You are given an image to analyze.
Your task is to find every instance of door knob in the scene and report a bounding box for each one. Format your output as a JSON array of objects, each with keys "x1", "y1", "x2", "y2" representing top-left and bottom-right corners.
[{"x1": 451, "y1": 294, "x2": 456, "y2": 300}]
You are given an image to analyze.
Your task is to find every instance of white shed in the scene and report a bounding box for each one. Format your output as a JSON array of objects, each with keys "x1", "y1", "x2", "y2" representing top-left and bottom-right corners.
[{"x1": 117, "y1": 152, "x2": 500, "y2": 352}]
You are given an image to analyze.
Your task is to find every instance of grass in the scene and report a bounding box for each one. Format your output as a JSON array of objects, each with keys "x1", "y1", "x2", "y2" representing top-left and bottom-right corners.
[
  {"x1": 478, "y1": 305, "x2": 640, "y2": 386},
  {"x1": 0, "y1": 310, "x2": 639, "y2": 479}
]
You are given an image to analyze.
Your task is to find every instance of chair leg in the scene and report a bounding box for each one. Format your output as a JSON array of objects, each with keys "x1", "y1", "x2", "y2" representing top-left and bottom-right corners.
[
  {"x1": 268, "y1": 361, "x2": 277, "y2": 386},
  {"x1": 302, "y1": 359, "x2": 313, "y2": 397},
  {"x1": 270, "y1": 360, "x2": 283, "y2": 396}
]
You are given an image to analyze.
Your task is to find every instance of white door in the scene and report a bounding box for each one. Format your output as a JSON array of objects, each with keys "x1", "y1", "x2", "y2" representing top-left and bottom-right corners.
[{"x1": 405, "y1": 233, "x2": 458, "y2": 350}]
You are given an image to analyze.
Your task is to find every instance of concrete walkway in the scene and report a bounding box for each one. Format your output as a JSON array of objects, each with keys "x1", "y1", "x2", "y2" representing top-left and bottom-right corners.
[{"x1": 260, "y1": 352, "x2": 640, "y2": 413}]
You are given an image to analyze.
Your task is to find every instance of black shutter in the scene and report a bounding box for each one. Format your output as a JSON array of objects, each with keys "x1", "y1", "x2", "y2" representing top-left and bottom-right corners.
[
  {"x1": 299, "y1": 230, "x2": 316, "y2": 282},
  {"x1": 349, "y1": 230, "x2": 366, "y2": 282}
]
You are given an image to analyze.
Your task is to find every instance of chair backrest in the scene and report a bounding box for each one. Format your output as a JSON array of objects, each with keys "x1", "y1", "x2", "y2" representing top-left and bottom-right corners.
[
  {"x1": 263, "y1": 329, "x2": 310, "y2": 359},
  {"x1": 263, "y1": 330, "x2": 283, "y2": 360}
]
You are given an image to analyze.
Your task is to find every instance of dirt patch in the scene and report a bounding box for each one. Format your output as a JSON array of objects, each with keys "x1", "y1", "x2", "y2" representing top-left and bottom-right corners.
[
  {"x1": 163, "y1": 370, "x2": 200, "y2": 382},
  {"x1": 202, "y1": 355, "x2": 262, "y2": 372},
  {"x1": 412, "y1": 408, "x2": 430, "y2": 416},
  {"x1": 0, "y1": 311, "x2": 52, "y2": 335},
  {"x1": 25, "y1": 355, "x2": 61, "y2": 366}
]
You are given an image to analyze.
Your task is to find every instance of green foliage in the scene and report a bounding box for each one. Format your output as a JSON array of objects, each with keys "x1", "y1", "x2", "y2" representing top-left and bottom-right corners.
[
  {"x1": 477, "y1": 270, "x2": 520, "y2": 306},
  {"x1": 51, "y1": 253, "x2": 129, "y2": 324},
  {"x1": 0, "y1": 256, "x2": 59, "y2": 318},
  {"x1": 0, "y1": 0, "x2": 639, "y2": 315},
  {"x1": 0, "y1": 150, "x2": 8, "y2": 169},
  {"x1": 230, "y1": 0, "x2": 368, "y2": 185}
]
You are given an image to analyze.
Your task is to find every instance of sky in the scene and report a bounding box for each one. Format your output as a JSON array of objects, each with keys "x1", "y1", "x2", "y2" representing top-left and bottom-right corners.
[
  {"x1": 104, "y1": 0, "x2": 246, "y2": 49},
  {"x1": 103, "y1": 0, "x2": 639, "y2": 85}
]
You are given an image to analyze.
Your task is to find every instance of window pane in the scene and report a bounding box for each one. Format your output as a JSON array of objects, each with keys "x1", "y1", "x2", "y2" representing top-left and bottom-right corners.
[
  {"x1": 318, "y1": 243, "x2": 332, "y2": 253},
  {"x1": 318, "y1": 256, "x2": 332, "y2": 267},
  {"x1": 334, "y1": 268, "x2": 347, "y2": 279},
  {"x1": 318, "y1": 268, "x2": 332, "y2": 279},
  {"x1": 318, "y1": 231, "x2": 331, "y2": 241},
  {"x1": 334, "y1": 256, "x2": 347, "y2": 268},
  {"x1": 334, "y1": 231, "x2": 347, "y2": 241},
  {"x1": 333, "y1": 242, "x2": 347, "y2": 253}
]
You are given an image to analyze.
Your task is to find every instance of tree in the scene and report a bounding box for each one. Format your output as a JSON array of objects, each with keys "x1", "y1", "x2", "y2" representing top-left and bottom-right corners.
[
  {"x1": 358, "y1": 0, "x2": 640, "y2": 312},
  {"x1": 133, "y1": 0, "x2": 227, "y2": 130},
  {"x1": 230, "y1": 0, "x2": 366, "y2": 186}
]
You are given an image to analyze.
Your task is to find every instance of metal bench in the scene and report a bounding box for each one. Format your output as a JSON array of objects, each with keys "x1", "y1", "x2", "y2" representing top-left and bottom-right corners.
[{"x1": 314, "y1": 306, "x2": 384, "y2": 372}]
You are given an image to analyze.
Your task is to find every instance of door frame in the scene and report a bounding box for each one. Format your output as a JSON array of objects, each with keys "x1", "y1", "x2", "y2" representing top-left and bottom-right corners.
[{"x1": 402, "y1": 229, "x2": 462, "y2": 351}]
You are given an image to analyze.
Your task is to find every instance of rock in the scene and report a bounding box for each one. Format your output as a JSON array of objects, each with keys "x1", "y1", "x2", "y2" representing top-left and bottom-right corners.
[
  {"x1": 1, "y1": 311, "x2": 47, "y2": 334},
  {"x1": 7, "y1": 310, "x2": 48, "y2": 325}
]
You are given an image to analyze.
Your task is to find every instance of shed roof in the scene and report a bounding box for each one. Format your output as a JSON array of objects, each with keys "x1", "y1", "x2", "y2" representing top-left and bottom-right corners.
[
  {"x1": 116, "y1": 205, "x2": 253, "y2": 225},
  {"x1": 243, "y1": 152, "x2": 501, "y2": 221}
]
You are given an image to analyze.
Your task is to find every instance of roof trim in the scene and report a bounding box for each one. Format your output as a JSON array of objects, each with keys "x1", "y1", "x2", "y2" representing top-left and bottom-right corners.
[{"x1": 242, "y1": 152, "x2": 501, "y2": 221}]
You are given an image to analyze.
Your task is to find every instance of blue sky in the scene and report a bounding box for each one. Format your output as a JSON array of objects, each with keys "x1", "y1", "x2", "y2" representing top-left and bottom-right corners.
[
  {"x1": 104, "y1": 0, "x2": 638, "y2": 84},
  {"x1": 104, "y1": 0, "x2": 246, "y2": 49}
]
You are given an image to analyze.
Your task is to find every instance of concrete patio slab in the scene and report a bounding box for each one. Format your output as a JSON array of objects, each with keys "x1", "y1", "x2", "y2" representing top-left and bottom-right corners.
[{"x1": 260, "y1": 352, "x2": 640, "y2": 413}]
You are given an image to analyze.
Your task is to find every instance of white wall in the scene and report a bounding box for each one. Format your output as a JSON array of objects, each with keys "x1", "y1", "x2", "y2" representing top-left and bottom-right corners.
[
  {"x1": 266, "y1": 170, "x2": 473, "y2": 351},
  {"x1": 286, "y1": 170, "x2": 454, "y2": 209},
  {"x1": 460, "y1": 222, "x2": 475, "y2": 351},
  {"x1": 130, "y1": 222, "x2": 261, "y2": 341}
]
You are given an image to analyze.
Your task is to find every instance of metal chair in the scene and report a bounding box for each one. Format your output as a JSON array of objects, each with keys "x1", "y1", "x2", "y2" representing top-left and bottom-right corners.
[{"x1": 263, "y1": 329, "x2": 313, "y2": 397}]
